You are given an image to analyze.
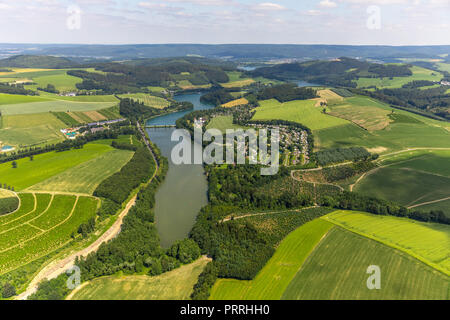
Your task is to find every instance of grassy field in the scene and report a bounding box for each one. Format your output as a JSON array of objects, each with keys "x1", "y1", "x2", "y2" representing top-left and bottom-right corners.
[
  {"x1": 283, "y1": 227, "x2": 449, "y2": 300},
  {"x1": 0, "y1": 189, "x2": 15, "y2": 199},
  {"x1": 328, "y1": 96, "x2": 393, "y2": 131},
  {"x1": 0, "y1": 143, "x2": 114, "y2": 191},
  {"x1": 252, "y1": 99, "x2": 349, "y2": 131},
  {"x1": 118, "y1": 93, "x2": 170, "y2": 109},
  {"x1": 322, "y1": 211, "x2": 450, "y2": 275},
  {"x1": 0, "y1": 93, "x2": 50, "y2": 105},
  {"x1": 0, "y1": 193, "x2": 98, "y2": 274},
  {"x1": 355, "y1": 66, "x2": 443, "y2": 89},
  {"x1": 210, "y1": 219, "x2": 334, "y2": 300},
  {"x1": 355, "y1": 150, "x2": 450, "y2": 210},
  {"x1": 28, "y1": 149, "x2": 134, "y2": 194},
  {"x1": 221, "y1": 71, "x2": 255, "y2": 88},
  {"x1": 69, "y1": 257, "x2": 209, "y2": 300},
  {"x1": 0, "y1": 100, "x2": 117, "y2": 116},
  {"x1": 0, "y1": 112, "x2": 66, "y2": 147},
  {"x1": 315, "y1": 117, "x2": 450, "y2": 153},
  {"x1": 25, "y1": 73, "x2": 82, "y2": 92},
  {"x1": 206, "y1": 115, "x2": 248, "y2": 133}
]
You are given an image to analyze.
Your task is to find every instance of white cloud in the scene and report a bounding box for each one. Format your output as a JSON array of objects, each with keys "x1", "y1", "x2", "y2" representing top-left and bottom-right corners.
[{"x1": 320, "y1": 0, "x2": 337, "y2": 8}]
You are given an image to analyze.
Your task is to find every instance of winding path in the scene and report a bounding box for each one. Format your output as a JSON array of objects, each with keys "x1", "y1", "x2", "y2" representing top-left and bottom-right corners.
[{"x1": 16, "y1": 124, "x2": 159, "y2": 300}]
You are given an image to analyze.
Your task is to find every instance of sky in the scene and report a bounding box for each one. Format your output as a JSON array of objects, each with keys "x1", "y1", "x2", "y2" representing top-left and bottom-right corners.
[{"x1": 0, "y1": 0, "x2": 448, "y2": 45}]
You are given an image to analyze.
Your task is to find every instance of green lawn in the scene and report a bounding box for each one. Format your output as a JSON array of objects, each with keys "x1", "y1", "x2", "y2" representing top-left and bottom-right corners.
[
  {"x1": 283, "y1": 227, "x2": 449, "y2": 300},
  {"x1": 69, "y1": 257, "x2": 209, "y2": 300},
  {"x1": 210, "y1": 219, "x2": 334, "y2": 300},
  {"x1": 252, "y1": 99, "x2": 349, "y2": 131},
  {"x1": 0, "y1": 143, "x2": 114, "y2": 191},
  {"x1": 322, "y1": 211, "x2": 450, "y2": 275},
  {"x1": 28, "y1": 149, "x2": 134, "y2": 195}
]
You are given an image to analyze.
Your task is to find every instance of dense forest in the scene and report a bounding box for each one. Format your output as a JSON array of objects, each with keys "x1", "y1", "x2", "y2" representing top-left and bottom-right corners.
[{"x1": 256, "y1": 84, "x2": 317, "y2": 102}]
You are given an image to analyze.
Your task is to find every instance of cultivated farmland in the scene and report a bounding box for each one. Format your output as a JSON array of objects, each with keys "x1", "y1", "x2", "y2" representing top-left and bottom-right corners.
[
  {"x1": 252, "y1": 99, "x2": 349, "y2": 131},
  {"x1": 28, "y1": 149, "x2": 134, "y2": 195},
  {"x1": 118, "y1": 93, "x2": 170, "y2": 109},
  {"x1": 0, "y1": 193, "x2": 98, "y2": 274},
  {"x1": 0, "y1": 143, "x2": 114, "y2": 191},
  {"x1": 210, "y1": 219, "x2": 334, "y2": 300},
  {"x1": 322, "y1": 211, "x2": 450, "y2": 275},
  {"x1": 283, "y1": 227, "x2": 449, "y2": 300}
]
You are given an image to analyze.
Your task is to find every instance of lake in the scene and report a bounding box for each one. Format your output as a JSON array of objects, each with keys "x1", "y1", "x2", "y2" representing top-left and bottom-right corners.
[{"x1": 146, "y1": 93, "x2": 214, "y2": 248}]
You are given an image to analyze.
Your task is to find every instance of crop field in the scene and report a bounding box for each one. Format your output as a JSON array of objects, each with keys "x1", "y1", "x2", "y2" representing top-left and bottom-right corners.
[
  {"x1": 118, "y1": 93, "x2": 170, "y2": 109},
  {"x1": 0, "y1": 100, "x2": 117, "y2": 116},
  {"x1": 252, "y1": 99, "x2": 350, "y2": 131},
  {"x1": 327, "y1": 96, "x2": 393, "y2": 131},
  {"x1": 355, "y1": 151, "x2": 450, "y2": 211},
  {"x1": 221, "y1": 98, "x2": 249, "y2": 108},
  {"x1": 283, "y1": 227, "x2": 449, "y2": 300},
  {"x1": 0, "y1": 112, "x2": 66, "y2": 146},
  {"x1": 0, "y1": 193, "x2": 98, "y2": 274},
  {"x1": 25, "y1": 73, "x2": 82, "y2": 92},
  {"x1": 28, "y1": 149, "x2": 134, "y2": 195},
  {"x1": 0, "y1": 93, "x2": 50, "y2": 105},
  {"x1": 221, "y1": 71, "x2": 255, "y2": 88},
  {"x1": 315, "y1": 115, "x2": 450, "y2": 153},
  {"x1": 69, "y1": 257, "x2": 210, "y2": 300},
  {"x1": 206, "y1": 115, "x2": 247, "y2": 133},
  {"x1": 435, "y1": 62, "x2": 450, "y2": 73},
  {"x1": 0, "y1": 143, "x2": 114, "y2": 191},
  {"x1": 322, "y1": 211, "x2": 450, "y2": 275},
  {"x1": 355, "y1": 66, "x2": 443, "y2": 89},
  {"x1": 210, "y1": 219, "x2": 334, "y2": 300}
]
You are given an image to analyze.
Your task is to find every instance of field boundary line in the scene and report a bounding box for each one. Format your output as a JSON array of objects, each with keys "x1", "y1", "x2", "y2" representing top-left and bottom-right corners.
[
  {"x1": 408, "y1": 197, "x2": 450, "y2": 209},
  {"x1": 0, "y1": 195, "x2": 54, "y2": 235},
  {"x1": 0, "y1": 193, "x2": 35, "y2": 226},
  {"x1": 0, "y1": 189, "x2": 22, "y2": 217},
  {"x1": 321, "y1": 215, "x2": 450, "y2": 277},
  {"x1": 0, "y1": 196, "x2": 78, "y2": 255}
]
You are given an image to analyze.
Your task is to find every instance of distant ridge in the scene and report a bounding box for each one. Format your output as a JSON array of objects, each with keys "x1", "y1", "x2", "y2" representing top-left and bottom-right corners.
[{"x1": 0, "y1": 55, "x2": 79, "y2": 69}]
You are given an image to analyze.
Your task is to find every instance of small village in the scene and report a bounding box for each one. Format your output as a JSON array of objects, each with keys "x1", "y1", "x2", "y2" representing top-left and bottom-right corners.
[{"x1": 60, "y1": 118, "x2": 126, "y2": 139}]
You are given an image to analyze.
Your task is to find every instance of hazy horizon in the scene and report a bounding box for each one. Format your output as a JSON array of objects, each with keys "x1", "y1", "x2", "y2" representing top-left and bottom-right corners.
[{"x1": 0, "y1": 0, "x2": 448, "y2": 45}]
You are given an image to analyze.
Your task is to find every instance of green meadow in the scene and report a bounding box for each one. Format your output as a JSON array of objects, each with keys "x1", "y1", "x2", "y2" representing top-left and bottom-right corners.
[
  {"x1": 283, "y1": 227, "x2": 449, "y2": 300},
  {"x1": 0, "y1": 143, "x2": 114, "y2": 191},
  {"x1": 0, "y1": 112, "x2": 66, "y2": 147},
  {"x1": 206, "y1": 115, "x2": 248, "y2": 133},
  {"x1": 0, "y1": 100, "x2": 117, "y2": 116},
  {"x1": 323, "y1": 211, "x2": 450, "y2": 275},
  {"x1": 355, "y1": 66, "x2": 443, "y2": 89},
  {"x1": 252, "y1": 99, "x2": 349, "y2": 131},
  {"x1": 69, "y1": 257, "x2": 209, "y2": 300},
  {"x1": 118, "y1": 93, "x2": 170, "y2": 109},
  {"x1": 28, "y1": 149, "x2": 134, "y2": 195}
]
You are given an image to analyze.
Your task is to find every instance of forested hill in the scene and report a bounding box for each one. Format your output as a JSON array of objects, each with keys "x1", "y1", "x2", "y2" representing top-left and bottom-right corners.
[
  {"x1": 249, "y1": 57, "x2": 413, "y2": 87},
  {"x1": 0, "y1": 55, "x2": 78, "y2": 68}
]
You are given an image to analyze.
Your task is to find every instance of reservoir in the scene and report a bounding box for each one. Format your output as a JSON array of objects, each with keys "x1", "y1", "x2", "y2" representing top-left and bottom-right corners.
[{"x1": 146, "y1": 93, "x2": 214, "y2": 248}]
